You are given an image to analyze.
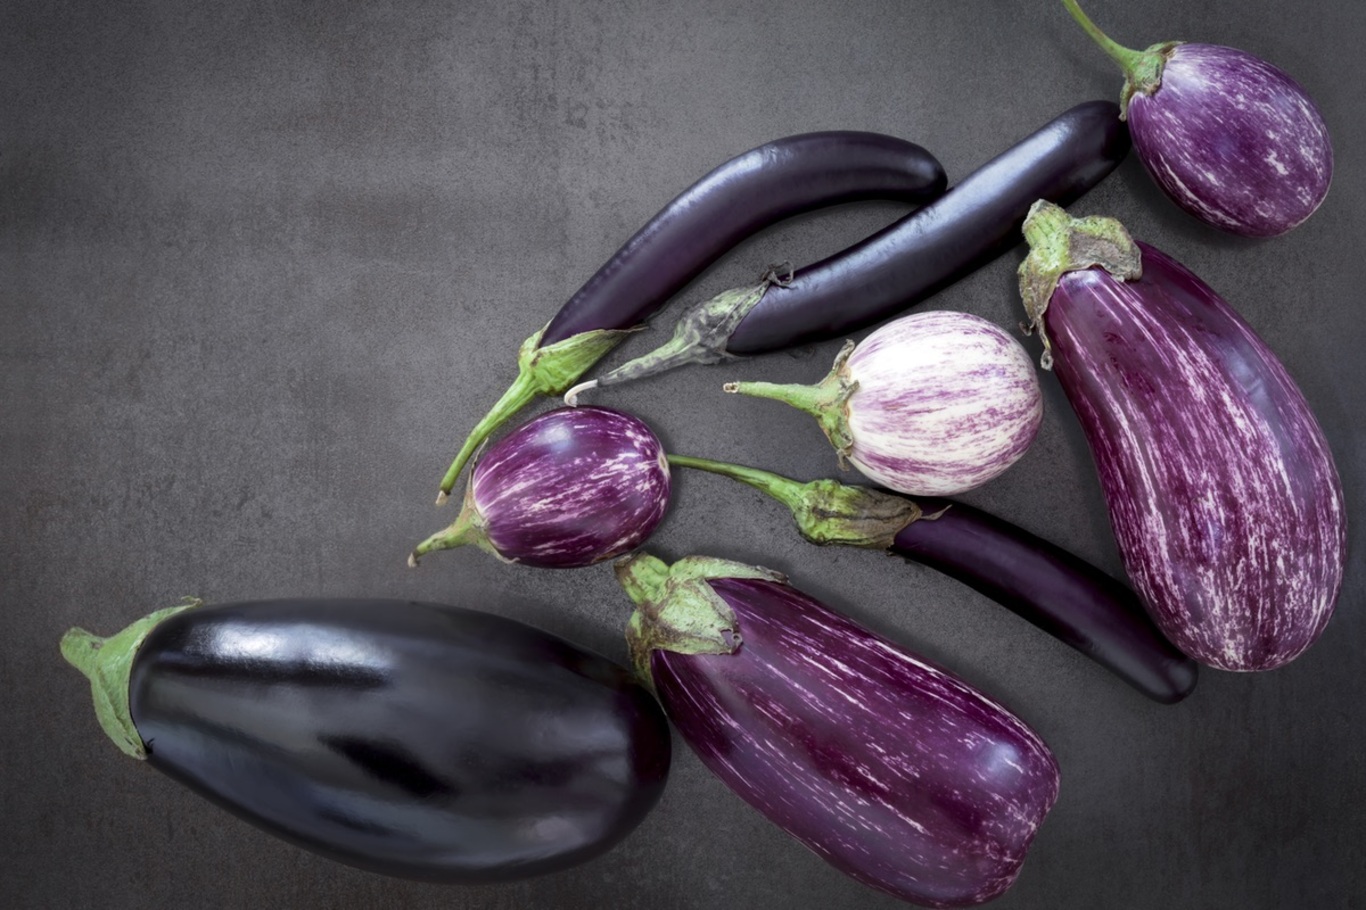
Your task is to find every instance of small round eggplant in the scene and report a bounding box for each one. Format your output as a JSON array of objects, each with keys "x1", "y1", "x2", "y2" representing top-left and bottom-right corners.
[
  {"x1": 1062, "y1": 0, "x2": 1331, "y2": 236},
  {"x1": 1018, "y1": 201, "x2": 1346, "y2": 670},
  {"x1": 60, "y1": 598, "x2": 672, "y2": 882},
  {"x1": 725, "y1": 311, "x2": 1042, "y2": 496},
  {"x1": 412, "y1": 406, "x2": 671, "y2": 568},
  {"x1": 616, "y1": 553, "x2": 1060, "y2": 908}
]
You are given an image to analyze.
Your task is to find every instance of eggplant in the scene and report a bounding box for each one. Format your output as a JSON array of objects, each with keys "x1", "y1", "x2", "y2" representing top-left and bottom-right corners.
[
  {"x1": 1018, "y1": 201, "x2": 1346, "y2": 670},
  {"x1": 1061, "y1": 0, "x2": 1331, "y2": 236},
  {"x1": 563, "y1": 101, "x2": 1128, "y2": 399},
  {"x1": 615, "y1": 553, "x2": 1059, "y2": 908},
  {"x1": 59, "y1": 597, "x2": 672, "y2": 881},
  {"x1": 413, "y1": 406, "x2": 671, "y2": 568},
  {"x1": 724, "y1": 311, "x2": 1042, "y2": 496},
  {"x1": 435, "y1": 132, "x2": 947, "y2": 501},
  {"x1": 666, "y1": 454, "x2": 1196, "y2": 703}
]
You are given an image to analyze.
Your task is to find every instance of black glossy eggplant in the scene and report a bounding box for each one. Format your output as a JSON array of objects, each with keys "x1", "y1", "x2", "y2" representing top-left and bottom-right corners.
[
  {"x1": 436, "y1": 131, "x2": 947, "y2": 500},
  {"x1": 667, "y1": 455, "x2": 1196, "y2": 704},
  {"x1": 564, "y1": 101, "x2": 1129, "y2": 399},
  {"x1": 60, "y1": 597, "x2": 672, "y2": 881}
]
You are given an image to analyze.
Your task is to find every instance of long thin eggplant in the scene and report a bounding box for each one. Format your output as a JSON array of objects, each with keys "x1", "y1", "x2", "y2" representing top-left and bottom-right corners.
[
  {"x1": 61, "y1": 598, "x2": 671, "y2": 881},
  {"x1": 1018, "y1": 201, "x2": 1346, "y2": 670},
  {"x1": 436, "y1": 132, "x2": 947, "y2": 501},
  {"x1": 564, "y1": 101, "x2": 1128, "y2": 400},
  {"x1": 616, "y1": 553, "x2": 1060, "y2": 908},
  {"x1": 666, "y1": 455, "x2": 1196, "y2": 703}
]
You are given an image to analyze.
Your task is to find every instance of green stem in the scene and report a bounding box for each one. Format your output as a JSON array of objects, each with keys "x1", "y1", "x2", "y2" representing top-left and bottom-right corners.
[
  {"x1": 723, "y1": 340, "x2": 857, "y2": 457},
  {"x1": 438, "y1": 371, "x2": 537, "y2": 504},
  {"x1": 409, "y1": 492, "x2": 497, "y2": 566},
  {"x1": 667, "y1": 453, "x2": 927, "y2": 550},
  {"x1": 1060, "y1": 0, "x2": 1146, "y2": 73},
  {"x1": 1059, "y1": 0, "x2": 1177, "y2": 117},
  {"x1": 60, "y1": 598, "x2": 203, "y2": 759},
  {"x1": 614, "y1": 552, "x2": 672, "y2": 607}
]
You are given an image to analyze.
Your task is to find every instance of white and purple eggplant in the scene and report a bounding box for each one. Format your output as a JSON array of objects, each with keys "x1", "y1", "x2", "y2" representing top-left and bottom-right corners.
[
  {"x1": 1018, "y1": 201, "x2": 1346, "y2": 671},
  {"x1": 410, "y1": 406, "x2": 670, "y2": 568},
  {"x1": 616, "y1": 552, "x2": 1060, "y2": 908},
  {"x1": 725, "y1": 311, "x2": 1043, "y2": 496},
  {"x1": 1062, "y1": 0, "x2": 1331, "y2": 236}
]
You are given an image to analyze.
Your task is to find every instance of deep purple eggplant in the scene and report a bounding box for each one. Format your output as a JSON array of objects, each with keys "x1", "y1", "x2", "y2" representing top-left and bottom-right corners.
[
  {"x1": 563, "y1": 102, "x2": 1127, "y2": 399},
  {"x1": 60, "y1": 597, "x2": 671, "y2": 881},
  {"x1": 722, "y1": 310, "x2": 1043, "y2": 496},
  {"x1": 616, "y1": 553, "x2": 1059, "y2": 907},
  {"x1": 666, "y1": 455, "x2": 1197, "y2": 703},
  {"x1": 435, "y1": 132, "x2": 947, "y2": 501},
  {"x1": 1062, "y1": 0, "x2": 1331, "y2": 236},
  {"x1": 1018, "y1": 201, "x2": 1346, "y2": 670},
  {"x1": 414, "y1": 406, "x2": 670, "y2": 568}
]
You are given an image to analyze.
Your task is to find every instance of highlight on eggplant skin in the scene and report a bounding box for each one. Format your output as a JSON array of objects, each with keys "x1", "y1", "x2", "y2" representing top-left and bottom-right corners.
[
  {"x1": 1061, "y1": 0, "x2": 1332, "y2": 237},
  {"x1": 414, "y1": 406, "x2": 671, "y2": 568},
  {"x1": 435, "y1": 131, "x2": 948, "y2": 500},
  {"x1": 59, "y1": 598, "x2": 673, "y2": 882},
  {"x1": 1019, "y1": 201, "x2": 1347, "y2": 671},
  {"x1": 616, "y1": 553, "x2": 1060, "y2": 908}
]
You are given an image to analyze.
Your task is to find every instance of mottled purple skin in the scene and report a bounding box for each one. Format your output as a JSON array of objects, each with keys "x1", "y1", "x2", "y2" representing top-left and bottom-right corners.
[
  {"x1": 845, "y1": 311, "x2": 1043, "y2": 496},
  {"x1": 1128, "y1": 44, "x2": 1332, "y2": 237},
  {"x1": 470, "y1": 407, "x2": 670, "y2": 568},
  {"x1": 1046, "y1": 243, "x2": 1346, "y2": 670},
  {"x1": 652, "y1": 576, "x2": 1059, "y2": 908}
]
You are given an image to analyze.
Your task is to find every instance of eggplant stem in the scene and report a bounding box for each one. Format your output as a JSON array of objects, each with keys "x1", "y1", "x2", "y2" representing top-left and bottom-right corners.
[
  {"x1": 409, "y1": 490, "x2": 496, "y2": 565},
  {"x1": 1060, "y1": 0, "x2": 1144, "y2": 72},
  {"x1": 724, "y1": 340, "x2": 858, "y2": 457},
  {"x1": 666, "y1": 454, "x2": 807, "y2": 514},
  {"x1": 439, "y1": 372, "x2": 538, "y2": 502},
  {"x1": 1059, "y1": 0, "x2": 1176, "y2": 117}
]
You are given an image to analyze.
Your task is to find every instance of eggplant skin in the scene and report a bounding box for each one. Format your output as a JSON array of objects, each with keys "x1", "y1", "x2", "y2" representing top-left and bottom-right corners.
[
  {"x1": 127, "y1": 599, "x2": 671, "y2": 882},
  {"x1": 1047, "y1": 244, "x2": 1346, "y2": 670},
  {"x1": 652, "y1": 577, "x2": 1059, "y2": 908}
]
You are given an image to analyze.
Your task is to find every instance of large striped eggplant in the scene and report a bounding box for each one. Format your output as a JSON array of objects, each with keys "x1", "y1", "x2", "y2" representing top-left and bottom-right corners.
[
  {"x1": 724, "y1": 310, "x2": 1042, "y2": 496},
  {"x1": 1061, "y1": 0, "x2": 1331, "y2": 236},
  {"x1": 615, "y1": 553, "x2": 1059, "y2": 908},
  {"x1": 411, "y1": 406, "x2": 670, "y2": 568},
  {"x1": 1018, "y1": 201, "x2": 1346, "y2": 670}
]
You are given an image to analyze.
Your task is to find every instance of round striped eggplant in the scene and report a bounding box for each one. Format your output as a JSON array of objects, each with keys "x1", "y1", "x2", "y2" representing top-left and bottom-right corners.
[
  {"x1": 615, "y1": 553, "x2": 1060, "y2": 908},
  {"x1": 411, "y1": 406, "x2": 670, "y2": 568},
  {"x1": 1018, "y1": 201, "x2": 1346, "y2": 670},
  {"x1": 1062, "y1": 0, "x2": 1331, "y2": 237},
  {"x1": 725, "y1": 311, "x2": 1042, "y2": 496}
]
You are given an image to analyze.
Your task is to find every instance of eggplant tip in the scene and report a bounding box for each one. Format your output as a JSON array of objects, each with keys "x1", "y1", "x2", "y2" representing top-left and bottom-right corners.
[
  {"x1": 722, "y1": 382, "x2": 740, "y2": 393},
  {"x1": 563, "y1": 379, "x2": 596, "y2": 407},
  {"x1": 435, "y1": 490, "x2": 449, "y2": 506},
  {"x1": 407, "y1": 552, "x2": 420, "y2": 568}
]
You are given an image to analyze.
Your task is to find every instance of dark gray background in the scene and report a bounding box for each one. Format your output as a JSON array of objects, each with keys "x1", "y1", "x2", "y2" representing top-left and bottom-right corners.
[{"x1": 4, "y1": 0, "x2": 1363, "y2": 907}]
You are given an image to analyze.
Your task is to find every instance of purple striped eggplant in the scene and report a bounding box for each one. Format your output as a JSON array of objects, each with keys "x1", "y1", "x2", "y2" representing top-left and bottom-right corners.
[
  {"x1": 1018, "y1": 201, "x2": 1346, "y2": 670},
  {"x1": 615, "y1": 553, "x2": 1060, "y2": 908},
  {"x1": 435, "y1": 132, "x2": 946, "y2": 501},
  {"x1": 725, "y1": 311, "x2": 1043, "y2": 496},
  {"x1": 411, "y1": 406, "x2": 670, "y2": 568},
  {"x1": 665, "y1": 454, "x2": 1197, "y2": 703},
  {"x1": 1062, "y1": 0, "x2": 1331, "y2": 236}
]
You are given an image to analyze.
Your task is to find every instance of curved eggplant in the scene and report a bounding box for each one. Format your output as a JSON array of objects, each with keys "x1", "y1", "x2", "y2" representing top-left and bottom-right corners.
[
  {"x1": 616, "y1": 553, "x2": 1059, "y2": 908},
  {"x1": 666, "y1": 455, "x2": 1197, "y2": 703},
  {"x1": 60, "y1": 598, "x2": 672, "y2": 881},
  {"x1": 436, "y1": 132, "x2": 947, "y2": 500},
  {"x1": 1018, "y1": 201, "x2": 1346, "y2": 670},
  {"x1": 1062, "y1": 0, "x2": 1331, "y2": 236},
  {"x1": 565, "y1": 101, "x2": 1128, "y2": 399}
]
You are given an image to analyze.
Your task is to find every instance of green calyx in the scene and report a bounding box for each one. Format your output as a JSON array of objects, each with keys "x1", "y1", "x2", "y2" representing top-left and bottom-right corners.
[
  {"x1": 437, "y1": 323, "x2": 636, "y2": 503},
  {"x1": 1060, "y1": 0, "x2": 1181, "y2": 118},
  {"x1": 409, "y1": 483, "x2": 501, "y2": 566},
  {"x1": 59, "y1": 597, "x2": 204, "y2": 759},
  {"x1": 723, "y1": 339, "x2": 859, "y2": 463},
  {"x1": 614, "y1": 552, "x2": 786, "y2": 685},
  {"x1": 1018, "y1": 200, "x2": 1143, "y2": 369},
  {"x1": 666, "y1": 454, "x2": 926, "y2": 550}
]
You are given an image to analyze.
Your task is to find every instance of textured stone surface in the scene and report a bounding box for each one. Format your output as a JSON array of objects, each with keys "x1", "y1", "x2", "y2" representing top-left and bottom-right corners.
[{"x1": 3, "y1": 0, "x2": 1363, "y2": 907}]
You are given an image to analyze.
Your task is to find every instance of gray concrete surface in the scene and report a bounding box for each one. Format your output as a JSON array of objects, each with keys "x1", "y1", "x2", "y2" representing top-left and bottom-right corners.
[{"x1": 4, "y1": 0, "x2": 1363, "y2": 907}]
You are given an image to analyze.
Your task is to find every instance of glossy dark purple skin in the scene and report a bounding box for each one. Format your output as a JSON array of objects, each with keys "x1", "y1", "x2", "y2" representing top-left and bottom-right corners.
[
  {"x1": 725, "y1": 101, "x2": 1128, "y2": 355},
  {"x1": 471, "y1": 406, "x2": 670, "y2": 567},
  {"x1": 129, "y1": 599, "x2": 672, "y2": 882},
  {"x1": 541, "y1": 132, "x2": 946, "y2": 344},
  {"x1": 1128, "y1": 44, "x2": 1332, "y2": 237},
  {"x1": 896, "y1": 498, "x2": 1196, "y2": 703},
  {"x1": 1045, "y1": 243, "x2": 1346, "y2": 670},
  {"x1": 652, "y1": 576, "x2": 1059, "y2": 908}
]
